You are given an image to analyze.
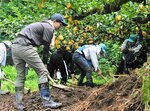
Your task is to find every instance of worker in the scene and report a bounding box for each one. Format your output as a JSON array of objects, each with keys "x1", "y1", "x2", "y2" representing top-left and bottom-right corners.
[
  {"x1": 0, "y1": 41, "x2": 12, "y2": 94},
  {"x1": 11, "y1": 13, "x2": 67, "y2": 110}
]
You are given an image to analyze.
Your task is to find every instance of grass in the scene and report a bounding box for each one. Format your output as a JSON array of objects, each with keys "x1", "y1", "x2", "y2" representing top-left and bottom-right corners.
[
  {"x1": 1, "y1": 65, "x2": 111, "y2": 93},
  {"x1": 1, "y1": 65, "x2": 39, "y2": 93}
]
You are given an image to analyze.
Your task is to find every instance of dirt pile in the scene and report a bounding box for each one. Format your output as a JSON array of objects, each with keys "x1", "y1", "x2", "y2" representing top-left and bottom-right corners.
[
  {"x1": 0, "y1": 86, "x2": 95, "y2": 111},
  {"x1": 0, "y1": 71, "x2": 147, "y2": 111},
  {"x1": 72, "y1": 74, "x2": 144, "y2": 111}
]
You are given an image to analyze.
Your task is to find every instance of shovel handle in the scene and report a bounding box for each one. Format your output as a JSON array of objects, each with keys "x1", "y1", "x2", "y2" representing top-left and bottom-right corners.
[
  {"x1": 47, "y1": 74, "x2": 56, "y2": 85},
  {"x1": 97, "y1": 72, "x2": 108, "y2": 82}
]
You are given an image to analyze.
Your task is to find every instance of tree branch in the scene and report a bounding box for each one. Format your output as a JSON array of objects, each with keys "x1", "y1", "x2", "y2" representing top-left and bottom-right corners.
[
  {"x1": 73, "y1": 0, "x2": 145, "y2": 20},
  {"x1": 132, "y1": 14, "x2": 150, "y2": 24}
]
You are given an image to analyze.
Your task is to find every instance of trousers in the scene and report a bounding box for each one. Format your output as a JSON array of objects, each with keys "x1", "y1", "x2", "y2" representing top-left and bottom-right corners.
[{"x1": 11, "y1": 44, "x2": 49, "y2": 87}]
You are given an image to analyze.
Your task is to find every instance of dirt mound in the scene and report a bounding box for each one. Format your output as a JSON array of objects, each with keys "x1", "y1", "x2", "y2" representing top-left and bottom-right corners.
[
  {"x1": 0, "y1": 86, "x2": 95, "y2": 111},
  {"x1": 2, "y1": 57, "x2": 150, "y2": 111},
  {"x1": 0, "y1": 74, "x2": 145, "y2": 111},
  {"x1": 72, "y1": 74, "x2": 144, "y2": 111}
]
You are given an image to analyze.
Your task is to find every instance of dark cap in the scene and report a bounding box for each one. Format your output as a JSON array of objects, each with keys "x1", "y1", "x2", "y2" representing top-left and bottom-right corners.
[{"x1": 51, "y1": 13, "x2": 68, "y2": 26}]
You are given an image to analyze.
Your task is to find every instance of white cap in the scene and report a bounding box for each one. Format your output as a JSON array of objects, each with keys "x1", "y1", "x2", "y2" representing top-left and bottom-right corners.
[{"x1": 3, "y1": 41, "x2": 12, "y2": 48}]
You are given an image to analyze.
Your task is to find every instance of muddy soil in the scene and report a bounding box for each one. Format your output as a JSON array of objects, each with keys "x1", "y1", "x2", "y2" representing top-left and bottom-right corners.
[
  {"x1": 0, "y1": 85, "x2": 94, "y2": 111},
  {"x1": 72, "y1": 74, "x2": 144, "y2": 111},
  {"x1": 0, "y1": 74, "x2": 145, "y2": 111}
]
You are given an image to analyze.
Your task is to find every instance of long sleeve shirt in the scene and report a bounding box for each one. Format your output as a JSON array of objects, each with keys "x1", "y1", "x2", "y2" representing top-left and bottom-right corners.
[
  {"x1": 14, "y1": 20, "x2": 55, "y2": 64},
  {"x1": 76, "y1": 45, "x2": 102, "y2": 71}
]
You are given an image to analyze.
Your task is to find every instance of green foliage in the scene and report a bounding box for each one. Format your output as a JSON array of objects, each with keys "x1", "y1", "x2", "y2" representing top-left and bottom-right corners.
[
  {"x1": 99, "y1": 40, "x2": 121, "y2": 76},
  {"x1": 2, "y1": 65, "x2": 38, "y2": 93},
  {"x1": 93, "y1": 72, "x2": 110, "y2": 85},
  {"x1": 142, "y1": 76, "x2": 150, "y2": 107},
  {"x1": 137, "y1": 67, "x2": 150, "y2": 108},
  {"x1": 0, "y1": 0, "x2": 54, "y2": 42}
]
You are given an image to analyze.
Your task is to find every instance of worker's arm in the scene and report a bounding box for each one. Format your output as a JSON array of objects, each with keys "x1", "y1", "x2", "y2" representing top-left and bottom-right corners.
[{"x1": 42, "y1": 44, "x2": 50, "y2": 68}]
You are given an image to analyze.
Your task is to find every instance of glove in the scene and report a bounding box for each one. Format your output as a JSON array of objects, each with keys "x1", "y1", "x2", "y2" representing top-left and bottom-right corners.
[{"x1": 0, "y1": 70, "x2": 5, "y2": 79}]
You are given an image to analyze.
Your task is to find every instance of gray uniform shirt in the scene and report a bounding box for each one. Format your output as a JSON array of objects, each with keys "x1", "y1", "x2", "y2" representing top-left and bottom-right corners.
[{"x1": 14, "y1": 21, "x2": 54, "y2": 46}]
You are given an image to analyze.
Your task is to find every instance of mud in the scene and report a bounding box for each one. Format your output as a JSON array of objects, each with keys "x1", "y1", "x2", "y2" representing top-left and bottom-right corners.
[
  {"x1": 72, "y1": 74, "x2": 144, "y2": 111},
  {"x1": 0, "y1": 86, "x2": 93, "y2": 111},
  {"x1": 0, "y1": 74, "x2": 145, "y2": 111}
]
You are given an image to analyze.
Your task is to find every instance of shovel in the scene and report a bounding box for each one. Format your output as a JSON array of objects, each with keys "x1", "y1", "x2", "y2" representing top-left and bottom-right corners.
[
  {"x1": 47, "y1": 74, "x2": 73, "y2": 91},
  {"x1": 97, "y1": 71, "x2": 108, "y2": 82}
]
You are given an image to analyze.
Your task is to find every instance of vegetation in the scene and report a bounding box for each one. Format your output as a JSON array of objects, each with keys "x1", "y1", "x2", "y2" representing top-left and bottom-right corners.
[{"x1": 0, "y1": 0, "x2": 150, "y2": 109}]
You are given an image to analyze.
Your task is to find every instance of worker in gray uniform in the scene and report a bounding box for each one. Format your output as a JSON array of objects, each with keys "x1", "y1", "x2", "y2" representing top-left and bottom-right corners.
[{"x1": 11, "y1": 13, "x2": 67, "y2": 111}]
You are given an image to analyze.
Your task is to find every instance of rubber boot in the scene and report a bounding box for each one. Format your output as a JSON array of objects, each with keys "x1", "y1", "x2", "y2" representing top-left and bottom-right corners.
[
  {"x1": 39, "y1": 82, "x2": 62, "y2": 109},
  {"x1": 86, "y1": 78, "x2": 96, "y2": 88},
  {"x1": 15, "y1": 87, "x2": 26, "y2": 111}
]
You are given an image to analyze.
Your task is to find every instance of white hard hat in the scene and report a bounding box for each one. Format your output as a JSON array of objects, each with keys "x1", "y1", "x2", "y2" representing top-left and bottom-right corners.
[{"x1": 3, "y1": 41, "x2": 12, "y2": 48}]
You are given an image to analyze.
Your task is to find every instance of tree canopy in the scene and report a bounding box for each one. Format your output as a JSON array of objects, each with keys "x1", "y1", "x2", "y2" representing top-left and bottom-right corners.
[{"x1": 0, "y1": 0, "x2": 149, "y2": 50}]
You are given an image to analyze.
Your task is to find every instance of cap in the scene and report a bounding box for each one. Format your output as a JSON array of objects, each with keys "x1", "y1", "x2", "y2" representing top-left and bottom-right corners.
[
  {"x1": 3, "y1": 41, "x2": 12, "y2": 48},
  {"x1": 51, "y1": 13, "x2": 68, "y2": 26},
  {"x1": 99, "y1": 43, "x2": 107, "y2": 53},
  {"x1": 128, "y1": 34, "x2": 139, "y2": 42}
]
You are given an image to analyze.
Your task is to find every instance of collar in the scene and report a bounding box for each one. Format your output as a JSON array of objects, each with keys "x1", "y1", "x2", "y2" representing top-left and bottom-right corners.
[{"x1": 47, "y1": 20, "x2": 55, "y2": 30}]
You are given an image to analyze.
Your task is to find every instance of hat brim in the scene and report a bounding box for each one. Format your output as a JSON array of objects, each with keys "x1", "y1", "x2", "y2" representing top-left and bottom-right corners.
[
  {"x1": 60, "y1": 21, "x2": 68, "y2": 26},
  {"x1": 128, "y1": 39, "x2": 134, "y2": 42}
]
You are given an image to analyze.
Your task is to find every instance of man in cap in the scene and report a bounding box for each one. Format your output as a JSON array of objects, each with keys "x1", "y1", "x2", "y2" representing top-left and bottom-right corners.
[
  {"x1": 114, "y1": 34, "x2": 142, "y2": 78},
  {"x1": 72, "y1": 43, "x2": 107, "y2": 87},
  {"x1": 0, "y1": 40, "x2": 12, "y2": 94},
  {"x1": 11, "y1": 13, "x2": 67, "y2": 110}
]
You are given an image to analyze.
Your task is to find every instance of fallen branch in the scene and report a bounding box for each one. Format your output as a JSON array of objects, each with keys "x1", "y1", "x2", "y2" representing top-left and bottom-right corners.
[{"x1": 73, "y1": 85, "x2": 107, "y2": 111}]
